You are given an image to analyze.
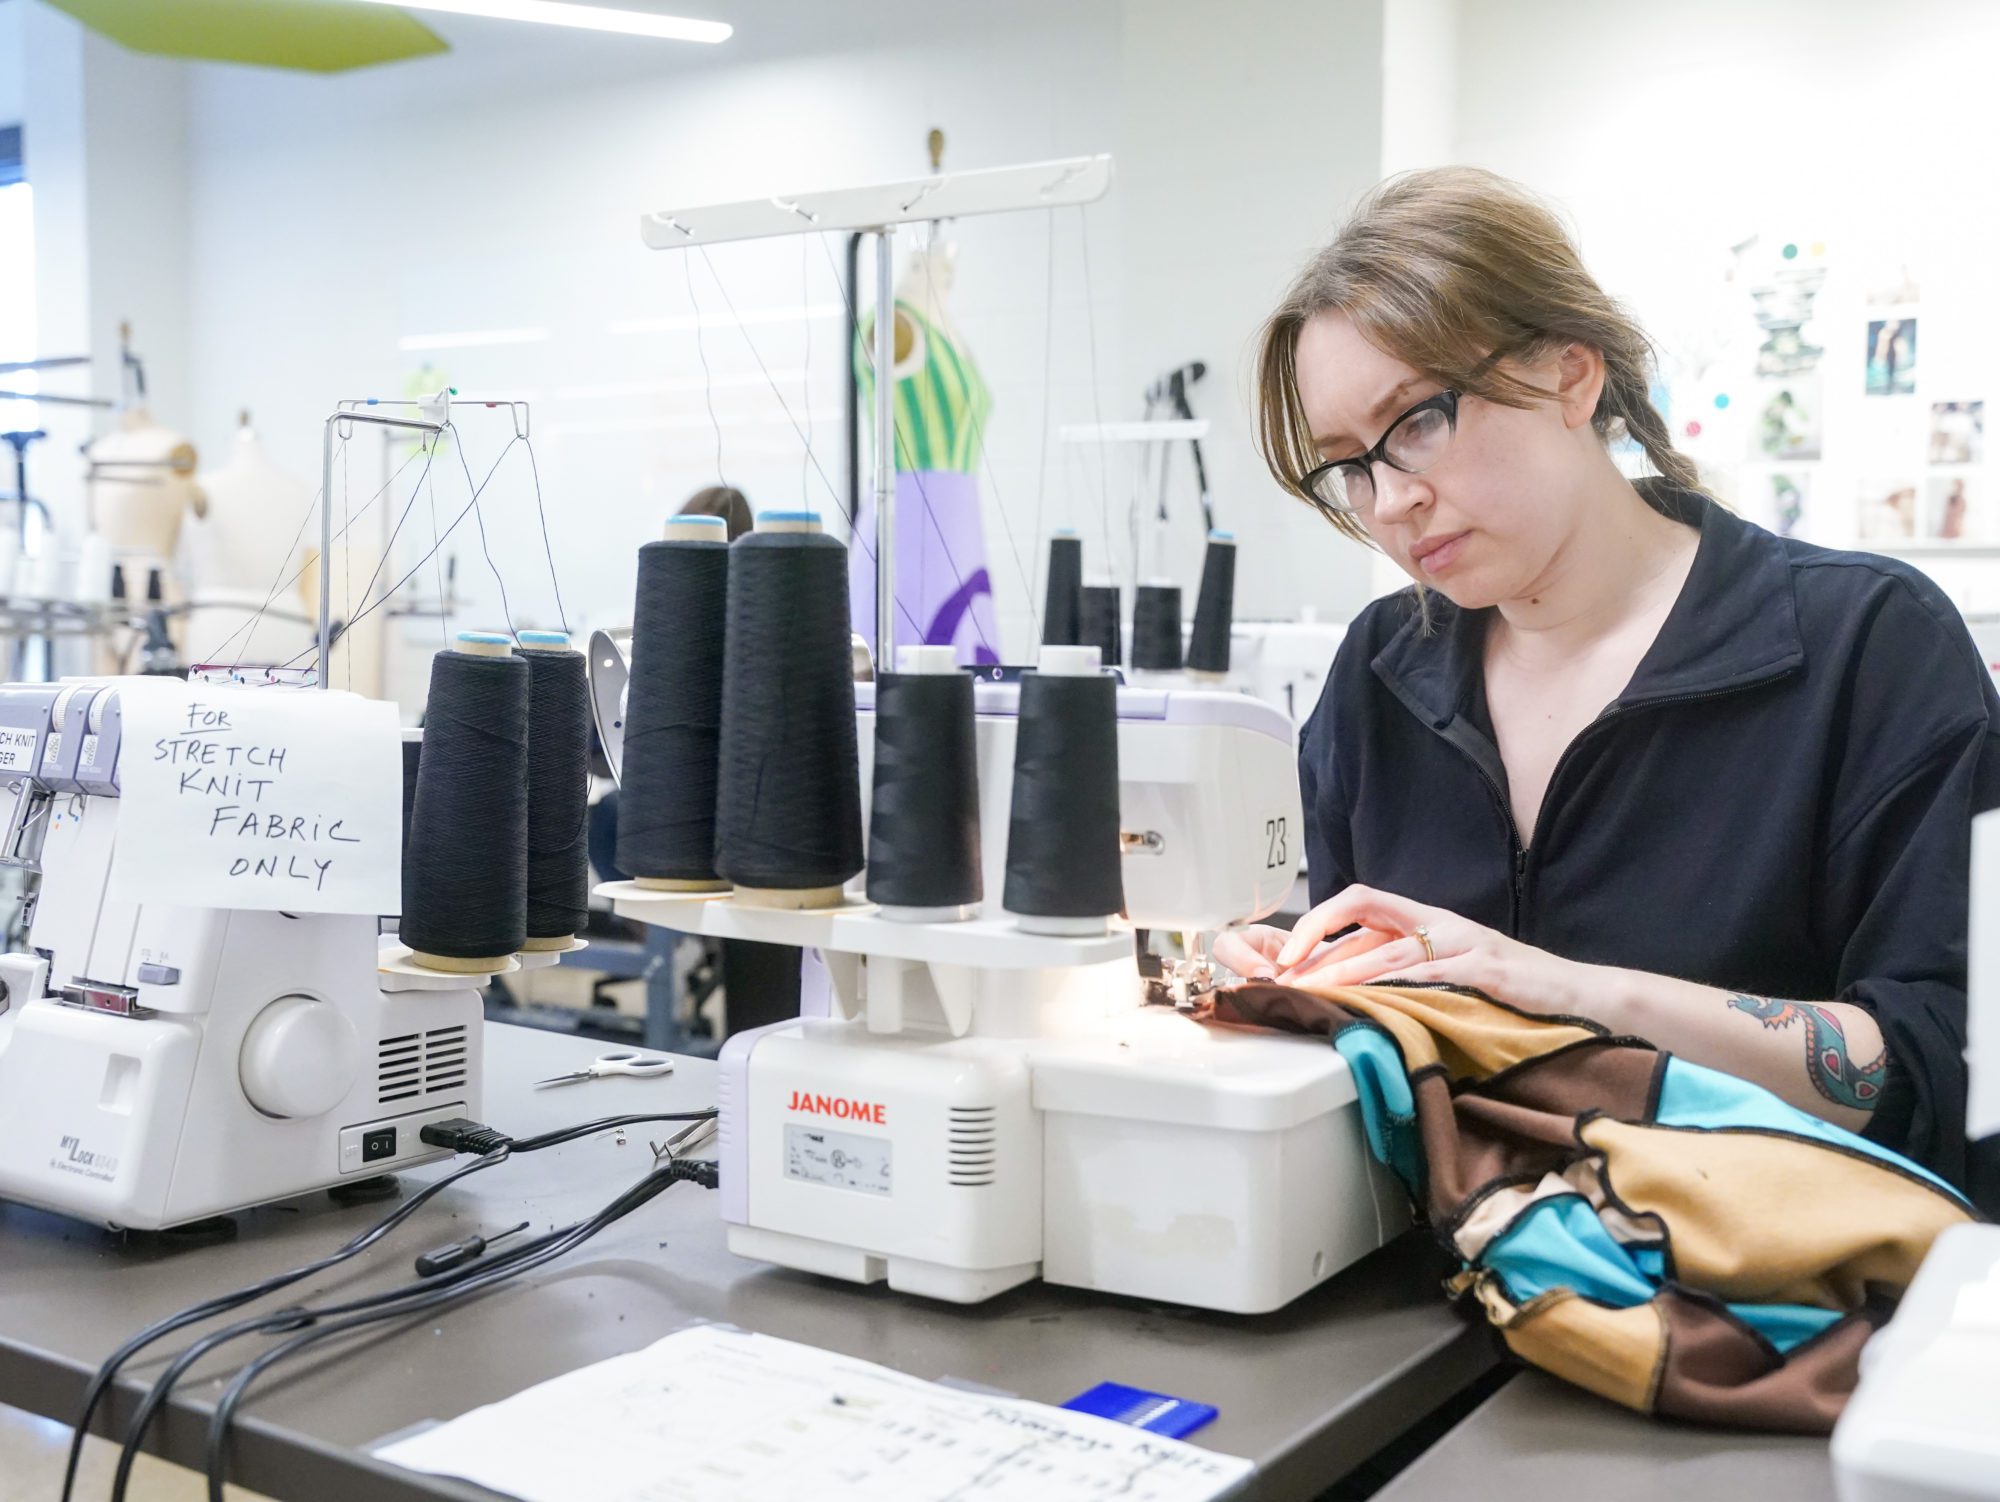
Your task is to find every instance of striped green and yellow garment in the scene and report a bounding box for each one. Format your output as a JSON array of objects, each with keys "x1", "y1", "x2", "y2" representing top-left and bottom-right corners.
[
  {"x1": 855, "y1": 301, "x2": 992, "y2": 474},
  {"x1": 1212, "y1": 980, "x2": 1976, "y2": 1434}
]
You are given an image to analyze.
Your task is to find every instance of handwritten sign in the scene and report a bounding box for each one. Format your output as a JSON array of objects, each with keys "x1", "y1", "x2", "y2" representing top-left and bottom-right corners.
[{"x1": 109, "y1": 683, "x2": 402, "y2": 915}]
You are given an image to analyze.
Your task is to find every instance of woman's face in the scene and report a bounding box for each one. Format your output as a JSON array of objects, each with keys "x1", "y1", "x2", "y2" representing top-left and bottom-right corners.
[{"x1": 1292, "y1": 309, "x2": 1598, "y2": 609}]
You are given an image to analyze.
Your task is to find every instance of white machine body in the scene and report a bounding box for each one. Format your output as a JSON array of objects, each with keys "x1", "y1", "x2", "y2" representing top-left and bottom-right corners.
[
  {"x1": 0, "y1": 680, "x2": 482, "y2": 1230},
  {"x1": 696, "y1": 681, "x2": 1406, "y2": 1313},
  {"x1": 1832, "y1": 807, "x2": 2000, "y2": 1500}
]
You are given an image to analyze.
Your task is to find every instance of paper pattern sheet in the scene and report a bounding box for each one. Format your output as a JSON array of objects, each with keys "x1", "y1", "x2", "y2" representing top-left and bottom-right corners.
[
  {"x1": 109, "y1": 683, "x2": 402, "y2": 916},
  {"x1": 376, "y1": 1324, "x2": 1252, "y2": 1502}
]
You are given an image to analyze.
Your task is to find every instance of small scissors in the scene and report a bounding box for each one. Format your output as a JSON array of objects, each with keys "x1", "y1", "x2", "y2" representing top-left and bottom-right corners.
[{"x1": 534, "y1": 1050, "x2": 675, "y2": 1088}]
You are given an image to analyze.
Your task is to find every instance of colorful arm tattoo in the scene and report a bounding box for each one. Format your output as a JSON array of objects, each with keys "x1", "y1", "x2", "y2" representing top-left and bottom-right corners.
[{"x1": 1725, "y1": 995, "x2": 1888, "y2": 1111}]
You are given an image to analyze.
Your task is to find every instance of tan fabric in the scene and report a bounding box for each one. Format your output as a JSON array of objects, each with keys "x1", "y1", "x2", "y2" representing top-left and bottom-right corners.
[
  {"x1": 1582, "y1": 1117, "x2": 1969, "y2": 1307},
  {"x1": 1483, "y1": 1283, "x2": 1667, "y2": 1414}
]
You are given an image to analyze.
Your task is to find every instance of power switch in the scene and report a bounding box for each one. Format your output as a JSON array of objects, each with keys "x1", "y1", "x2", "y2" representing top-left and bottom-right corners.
[{"x1": 361, "y1": 1127, "x2": 397, "y2": 1163}]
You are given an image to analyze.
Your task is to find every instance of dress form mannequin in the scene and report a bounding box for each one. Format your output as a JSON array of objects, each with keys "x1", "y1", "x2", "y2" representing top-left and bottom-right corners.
[
  {"x1": 180, "y1": 414, "x2": 383, "y2": 692},
  {"x1": 852, "y1": 231, "x2": 1000, "y2": 664},
  {"x1": 87, "y1": 407, "x2": 204, "y2": 671}
]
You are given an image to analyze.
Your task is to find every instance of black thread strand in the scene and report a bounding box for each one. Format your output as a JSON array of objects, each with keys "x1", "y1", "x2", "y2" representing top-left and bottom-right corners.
[
  {"x1": 866, "y1": 670, "x2": 981, "y2": 910},
  {"x1": 715, "y1": 531, "x2": 863, "y2": 891},
  {"x1": 519, "y1": 647, "x2": 591, "y2": 940},
  {"x1": 402, "y1": 649, "x2": 529, "y2": 959},
  {"x1": 615, "y1": 535, "x2": 731, "y2": 883}
]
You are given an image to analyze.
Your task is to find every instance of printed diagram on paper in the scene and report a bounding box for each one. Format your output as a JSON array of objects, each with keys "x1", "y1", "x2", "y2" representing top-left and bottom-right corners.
[{"x1": 376, "y1": 1324, "x2": 1251, "y2": 1502}]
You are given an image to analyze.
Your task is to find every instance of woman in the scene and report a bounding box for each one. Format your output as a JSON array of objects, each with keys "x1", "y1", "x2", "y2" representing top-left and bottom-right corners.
[{"x1": 1214, "y1": 168, "x2": 1998, "y2": 1210}]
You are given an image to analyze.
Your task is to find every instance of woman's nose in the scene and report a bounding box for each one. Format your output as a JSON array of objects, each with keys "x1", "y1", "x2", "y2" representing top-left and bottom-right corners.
[{"x1": 1371, "y1": 464, "x2": 1431, "y2": 524}]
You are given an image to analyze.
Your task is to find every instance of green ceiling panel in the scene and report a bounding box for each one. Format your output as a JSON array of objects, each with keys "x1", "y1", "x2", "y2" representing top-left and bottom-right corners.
[{"x1": 45, "y1": 0, "x2": 449, "y2": 73}]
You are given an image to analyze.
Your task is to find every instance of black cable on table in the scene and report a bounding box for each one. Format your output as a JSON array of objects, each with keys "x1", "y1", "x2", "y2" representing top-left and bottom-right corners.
[
  {"x1": 74, "y1": 1109, "x2": 713, "y2": 1502},
  {"x1": 202, "y1": 1157, "x2": 718, "y2": 1501}
]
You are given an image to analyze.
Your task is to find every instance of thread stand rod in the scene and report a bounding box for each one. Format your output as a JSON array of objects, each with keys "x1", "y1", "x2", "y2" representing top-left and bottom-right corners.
[
  {"x1": 316, "y1": 404, "x2": 450, "y2": 689},
  {"x1": 874, "y1": 228, "x2": 896, "y2": 661}
]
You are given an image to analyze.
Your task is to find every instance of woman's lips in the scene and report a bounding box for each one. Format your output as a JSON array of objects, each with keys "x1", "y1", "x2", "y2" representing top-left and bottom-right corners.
[{"x1": 1412, "y1": 531, "x2": 1468, "y2": 575}]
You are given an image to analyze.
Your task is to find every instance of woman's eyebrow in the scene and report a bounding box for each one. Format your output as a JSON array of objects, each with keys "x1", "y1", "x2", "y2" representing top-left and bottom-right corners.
[{"x1": 1311, "y1": 377, "x2": 1421, "y2": 452}]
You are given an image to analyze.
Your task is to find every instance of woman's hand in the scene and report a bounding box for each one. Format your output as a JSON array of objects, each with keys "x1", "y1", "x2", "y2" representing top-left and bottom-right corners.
[
  {"x1": 1210, "y1": 924, "x2": 1294, "y2": 981},
  {"x1": 1270, "y1": 884, "x2": 1601, "y2": 1020}
]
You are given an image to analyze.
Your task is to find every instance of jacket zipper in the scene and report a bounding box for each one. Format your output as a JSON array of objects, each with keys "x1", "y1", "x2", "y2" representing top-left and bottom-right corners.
[{"x1": 1440, "y1": 678, "x2": 1787, "y2": 941}]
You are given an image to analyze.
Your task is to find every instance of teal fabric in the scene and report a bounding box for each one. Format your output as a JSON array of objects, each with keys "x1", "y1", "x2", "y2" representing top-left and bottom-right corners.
[
  {"x1": 1723, "y1": 1300, "x2": 1844, "y2": 1354},
  {"x1": 1654, "y1": 1059, "x2": 1967, "y2": 1203},
  {"x1": 1333, "y1": 1027, "x2": 1421, "y2": 1190},
  {"x1": 1632, "y1": 1247, "x2": 1667, "y2": 1281},
  {"x1": 1482, "y1": 1194, "x2": 1656, "y2": 1308}
]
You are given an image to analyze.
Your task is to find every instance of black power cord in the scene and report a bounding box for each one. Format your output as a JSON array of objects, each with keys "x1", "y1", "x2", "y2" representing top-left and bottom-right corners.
[
  {"x1": 201, "y1": 1155, "x2": 719, "y2": 1502},
  {"x1": 71, "y1": 1109, "x2": 713, "y2": 1502}
]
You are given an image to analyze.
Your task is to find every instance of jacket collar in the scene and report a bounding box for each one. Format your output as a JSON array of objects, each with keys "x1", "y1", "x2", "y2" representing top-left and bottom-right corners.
[{"x1": 1371, "y1": 488, "x2": 1806, "y2": 733}]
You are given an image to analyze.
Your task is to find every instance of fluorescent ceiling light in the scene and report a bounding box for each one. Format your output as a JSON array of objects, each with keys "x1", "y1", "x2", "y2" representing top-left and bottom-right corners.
[
  {"x1": 609, "y1": 304, "x2": 843, "y2": 336},
  {"x1": 398, "y1": 326, "x2": 551, "y2": 351},
  {"x1": 355, "y1": 0, "x2": 730, "y2": 44}
]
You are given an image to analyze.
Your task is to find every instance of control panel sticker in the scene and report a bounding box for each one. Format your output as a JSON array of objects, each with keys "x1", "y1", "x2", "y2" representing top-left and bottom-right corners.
[{"x1": 783, "y1": 1123, "x2": 891, "y2": 1196}]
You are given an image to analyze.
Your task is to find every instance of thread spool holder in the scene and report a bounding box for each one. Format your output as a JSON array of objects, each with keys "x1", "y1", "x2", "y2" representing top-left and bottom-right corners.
[
  {"x1": 599, "y1": 881, "x2": 1128, "y2": 1037},
  {"x1": 317, "y1": 394, "x2": 532, "y2": 687}
]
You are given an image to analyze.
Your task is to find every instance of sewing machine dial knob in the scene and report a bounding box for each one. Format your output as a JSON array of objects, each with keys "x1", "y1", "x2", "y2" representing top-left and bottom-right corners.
[{"x1": 238, "y1": 994, "x2": 361, "y2": 1120}]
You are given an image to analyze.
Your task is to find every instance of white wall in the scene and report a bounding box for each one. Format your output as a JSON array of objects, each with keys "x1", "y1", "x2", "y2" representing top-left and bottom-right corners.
[
  {"x1": 16, "y1": 1, "x2": 190, "y2": 534},
  {"x1": 1454, "y1": 0, "x2": 2000, "y2": 607},
  {"x1": 0, "y1": 2, "x2": 24, "y2": 128},
  {"x1": 162, "y1": 0, "x2": 1384, "y2": 691}
]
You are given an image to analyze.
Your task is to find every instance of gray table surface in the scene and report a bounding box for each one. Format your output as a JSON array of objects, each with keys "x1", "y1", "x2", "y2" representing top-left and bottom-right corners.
[
  {"x1": 1373, "y1": 1370, "x2": 1835, "y2": 1499},
  {"x1": 0, "y1": 1021, "x2": 1498, "y2": 1502}
]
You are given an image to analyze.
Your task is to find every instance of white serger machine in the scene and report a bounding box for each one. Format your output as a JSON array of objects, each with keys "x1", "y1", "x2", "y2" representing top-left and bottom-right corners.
[
  {"x1": 600, "y1": 664, "x2": 1406, "y2": 1314},
  {"x1": 0, "y1": 678, "x2": 483, "y2": 1231},
  {"x1": 1831, "y1": 808, "x2": 2000, "y2": 1500}
]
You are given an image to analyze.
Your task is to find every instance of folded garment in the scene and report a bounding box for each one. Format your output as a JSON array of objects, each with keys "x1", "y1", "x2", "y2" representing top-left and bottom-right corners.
[{"x1": 1214, "y1": 981, "x2": 1976, "y2": 1433}]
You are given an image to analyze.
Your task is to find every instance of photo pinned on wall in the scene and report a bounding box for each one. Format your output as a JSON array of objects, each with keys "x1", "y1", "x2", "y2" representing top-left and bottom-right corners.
[
  {"x1": 1755, "y1": 377, "x2": 1822, "y2": 461},
  {"x1": 1929, "y1": 401, "x2": 1984, "y2": 465},
  {"x1": 1925, "y1": 475, "x2": 1980, "y2": 541},
  {"x1": 1865, "y1": 317, "x2": 1917, "y2": 396},
  {"x1": 1860, "y1": 478, "x2": 1920, "y2": 542},
  {"x1": 1764, "y1": 471, "x2": 1811, "y2": 539}
]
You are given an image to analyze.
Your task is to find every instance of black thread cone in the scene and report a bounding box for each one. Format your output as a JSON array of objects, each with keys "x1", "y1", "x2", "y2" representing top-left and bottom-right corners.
[
  {"x1": 1189, "y1": 535, "x2": 1236, "y2": 674},
  {"x1": 1080, "y1": 584, "x2": 1122, "y2": 669},
  {"x1": 715, "y1": 530, "x2": 864, "y2": 891},
  {"x1": 1132, "y1": 583, "x2": 1183, "y2": 672},
  {"x1": 519, "y1": 646, "x2": 592, "y2": 940},
  {"x1": 1003, "y1": 669, "x2": 1123, "y2": 919},
  {"x1": 616, "y1": 535, "x2": 731, "y2": 883},
  {"x1": 867, "y1": 670, "x2": 981, "y2": 909},
  {"x1": 402, "y1": 647, "x2": 530, "y2": 960},
  {"x1": 1042, "y1": 533, "x2": 1083, "y2": 646}
]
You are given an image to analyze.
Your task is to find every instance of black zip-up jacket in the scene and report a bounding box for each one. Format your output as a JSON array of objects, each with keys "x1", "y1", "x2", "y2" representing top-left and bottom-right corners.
[{"x1": 1301, "y1": 487, "x2": 2000, "y2": 1213}]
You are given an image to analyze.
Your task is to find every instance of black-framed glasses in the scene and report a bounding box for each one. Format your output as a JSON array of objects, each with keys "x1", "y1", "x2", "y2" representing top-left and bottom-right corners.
[{"x1": 1301, "y1": 390, "x2": 1460, "y2": 515}]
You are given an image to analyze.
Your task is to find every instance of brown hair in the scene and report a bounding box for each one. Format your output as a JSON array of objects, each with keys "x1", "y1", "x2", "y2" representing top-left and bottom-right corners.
[
  {"x1": 678, "y1": 485, "x2": 753, "y2": 541},
  {"x1": 1255, "y1": 167, "x2": 1697, "y2": 545}
]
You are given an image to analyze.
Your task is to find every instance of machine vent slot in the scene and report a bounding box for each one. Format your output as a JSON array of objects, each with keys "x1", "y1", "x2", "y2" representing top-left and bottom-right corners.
[
  {"x1": 377, "y1": 1033, "x2": 421, "y2": 1104},
  {"x1": 714, "y1": 1062, "x2": 738, "y2": 1164},
  {"x1": 423, "y1": 1024, "x2": 469, "y2": 1094},
  {"x1": 947, "y1": 1106, "x2": 997, "y2": 1188}
]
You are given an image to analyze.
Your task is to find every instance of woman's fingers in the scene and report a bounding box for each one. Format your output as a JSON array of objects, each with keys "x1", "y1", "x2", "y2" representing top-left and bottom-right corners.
[
  {"x1": 1212, "y1": 925, "x2": 1289, "y2": 979},
  {"x1": 1289, "y1": 935, "x2": 1429, "y2": 990},
  {"x1": 1277, "y1": 886, "x2": 1431, "y2": 969},
  {"x1": 1284, "y1": 924, "x2": 1397, "y2": 981}
]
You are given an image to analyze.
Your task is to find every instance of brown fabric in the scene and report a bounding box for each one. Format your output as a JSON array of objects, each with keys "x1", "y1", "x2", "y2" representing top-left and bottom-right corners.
[
  {"x1": 1652, "y1": 1288, "x2": 1875, "y2": 1434},
  {"x1": 1214, "y1": 980, "x2": 1975, "y2": 1435}
]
